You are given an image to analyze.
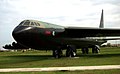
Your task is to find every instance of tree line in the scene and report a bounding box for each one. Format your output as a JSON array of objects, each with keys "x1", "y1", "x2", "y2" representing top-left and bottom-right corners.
[{"x1": 3, "y1": 42, "x2": 28, "y2": 49}]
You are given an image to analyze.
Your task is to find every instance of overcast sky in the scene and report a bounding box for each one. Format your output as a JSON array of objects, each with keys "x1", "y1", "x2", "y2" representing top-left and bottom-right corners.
[{"x1": 0, "y1": 0, "x2": 120, "y2": 48}]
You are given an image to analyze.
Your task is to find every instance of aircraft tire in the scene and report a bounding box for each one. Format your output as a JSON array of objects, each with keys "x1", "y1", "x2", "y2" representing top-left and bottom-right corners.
[
  {"x1": 82, "y1": 48, "x2": 89, "y2": 54},
  {"x1": 92, "y1": 45, "x2": 100, "y2": 54},
  {"x1": 82, "y1": 48, "x2": 85, "y2": 54},
  {"x1": 66, "y1": 45, "x2": 76, "y2": 57},
  {"x1": 53, "y1": 49, "x2": 62, "y2": 58},
  {"x1": 92, "y1": 47, "x2": 95, "y2": 53},
  {"x1": 86, "y1": 48, "x2": 89, "y2": 54}
]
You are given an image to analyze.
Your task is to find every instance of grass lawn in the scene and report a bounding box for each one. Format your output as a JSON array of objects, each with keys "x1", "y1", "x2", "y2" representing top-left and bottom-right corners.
[{"x1": 0, "y1": 47, "x2": 120, "y2": 68}]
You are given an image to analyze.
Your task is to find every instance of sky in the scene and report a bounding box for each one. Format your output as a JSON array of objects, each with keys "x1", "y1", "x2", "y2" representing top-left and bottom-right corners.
[{"x1": 0, "y1": 0, "x2": 120, "y2": 48}]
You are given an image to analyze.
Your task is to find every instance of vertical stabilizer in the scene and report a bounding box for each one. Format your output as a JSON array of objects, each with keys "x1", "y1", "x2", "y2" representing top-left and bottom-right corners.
[{"x1": 99, "y1": 9, "x2": 104, "y2": 28}]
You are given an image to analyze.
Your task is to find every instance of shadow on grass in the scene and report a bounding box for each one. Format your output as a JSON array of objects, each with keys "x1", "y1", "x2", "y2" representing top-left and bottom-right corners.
[
  {"x1": 0, "y1": 55, "x2": 55, "y2": 68},
  {"x1": 6, "y1": 53, "x2": 120, "y2": 59},
  {"x1": 77, "y1": 53, "x2": 120, "y2": 58},
  {"x1": 0, "y1": 55, "x2": 54, "y2": 65},
  {"x1": 3, "y1": 53, "x2": 120, "y2": 62},
  {"x1": 7, "y1": 55, "x2": 53, "y2": 60}
]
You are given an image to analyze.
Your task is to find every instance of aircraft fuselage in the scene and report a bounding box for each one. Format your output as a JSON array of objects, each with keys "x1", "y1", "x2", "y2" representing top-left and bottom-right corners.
[{"x1": 12, "y1": 20, "x2": 106, "y2": 50}]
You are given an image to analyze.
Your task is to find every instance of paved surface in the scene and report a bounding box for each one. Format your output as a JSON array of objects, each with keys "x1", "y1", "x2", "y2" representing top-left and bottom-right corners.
[{"x1": 0, "y1": 65, "x2": 120, "y2": 72}]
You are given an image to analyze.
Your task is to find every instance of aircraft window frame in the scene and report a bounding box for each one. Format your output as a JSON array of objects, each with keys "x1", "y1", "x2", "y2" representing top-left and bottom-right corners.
[
  {"x1": 37, "y1": 23, "x2": 40, "y2": 26},
  {"x1": 31, "y1": 22, "x2": 35, "y2": 26},
  {"x1": 33, "y1": 22, "x2": 40, "y2": 26},
  {"x1": 24, "y1": 20, "x2": 30, "y2": 26},
  {"x1": 33, "y1": 22, "x2": 38, "y2": 26}
]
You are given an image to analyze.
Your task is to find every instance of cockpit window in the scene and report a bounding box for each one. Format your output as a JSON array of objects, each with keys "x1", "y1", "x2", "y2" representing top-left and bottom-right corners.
[
  {"x1": 24, "y1": 20, "x2": 30, "y2": 26},
  {"x1": 19, "y1": 20, "x2": 42, "y2": 27},
  {"x1": 31, "y1": 22, "x2": 35, "y2": 26},
  {"x1": 33, "y1": 22, "x2": 37, "y2": 26},
  {"x1": 33, "y1": 22, "x2": 40, "y2": 26},
  {"x1": 36, "y1": 23, "x2": 40, "y2": 26}
]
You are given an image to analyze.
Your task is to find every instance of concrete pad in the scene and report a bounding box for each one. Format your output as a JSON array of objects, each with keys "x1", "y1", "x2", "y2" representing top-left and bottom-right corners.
[{"x1": 0, "y1": 65, "x2": 120, "y2": 72}]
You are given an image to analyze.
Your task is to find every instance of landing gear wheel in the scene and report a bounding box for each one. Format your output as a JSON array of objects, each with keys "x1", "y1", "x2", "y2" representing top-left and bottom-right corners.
[
  {"x1": 92, "y1": 45, "x2": 100, "y2": 54},
  {"x1": 66, "y1": 45, "x2": 76, "y2": 57},
  {"x1": 53, "y1": 49, "x2": 62, "y2": 58},
  {"x1": 82, "y1": 48, "x2": 89, "y2": 54}
]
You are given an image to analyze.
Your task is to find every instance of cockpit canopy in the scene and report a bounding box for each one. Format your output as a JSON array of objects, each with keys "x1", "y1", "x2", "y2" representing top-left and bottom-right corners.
[
  {"x1": 19, "y1": 20, "x2": 41, "y2": 26},
  {"x1": 19, "y1": 20, "x2": 64, "y2": 29}
]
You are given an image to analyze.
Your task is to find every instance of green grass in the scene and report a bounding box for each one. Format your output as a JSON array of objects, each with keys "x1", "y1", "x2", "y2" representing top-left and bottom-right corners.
[
  {"x1": 0, "y1": 47, "x2": 120, "y2": 68},
  {"x1": 0, "y1": 69, "x2": 120, "y2": 74}
]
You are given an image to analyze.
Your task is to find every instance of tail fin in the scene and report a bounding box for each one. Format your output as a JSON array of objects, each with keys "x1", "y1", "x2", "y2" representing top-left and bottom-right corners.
[{"x1": 99, "y1": 9, "x2": 104, "y2": 28}]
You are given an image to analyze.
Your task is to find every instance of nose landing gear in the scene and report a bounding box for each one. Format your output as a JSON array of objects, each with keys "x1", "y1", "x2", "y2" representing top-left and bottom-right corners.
[
  {"x1": 66, "y1": 45, "x2": 76, "y2": 57},
  {"x1": 52, "y1": 45, "x2": 77, "y2": 58},
  {"x1": 53, "y1": 49, "x2": 62, "y2": 58},
  {"x1": 92, "y1": 45, "x2": 100, "y2": 54}
]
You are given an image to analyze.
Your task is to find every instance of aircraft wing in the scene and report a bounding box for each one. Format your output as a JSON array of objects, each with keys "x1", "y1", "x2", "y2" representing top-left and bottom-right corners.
[
  {"x1": 63, "y1": 27, "x2": 120, "y2": 38},
  {"x1": 103, "y1": 38, "x2": 120, "y2": 40}
]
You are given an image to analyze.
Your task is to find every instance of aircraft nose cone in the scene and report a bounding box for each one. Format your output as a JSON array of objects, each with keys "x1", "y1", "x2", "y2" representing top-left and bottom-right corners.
[
  {"x1": 12, "y1": 26, "x2": 24, "y2": 36},
  {"x1": 12, "y1": 26, "x2": 32, "y2": 40}
]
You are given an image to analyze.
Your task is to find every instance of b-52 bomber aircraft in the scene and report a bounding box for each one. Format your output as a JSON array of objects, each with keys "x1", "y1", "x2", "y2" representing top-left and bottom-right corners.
[{"x1": 12, "y1": 10, "x2": 120, "y2": 58}]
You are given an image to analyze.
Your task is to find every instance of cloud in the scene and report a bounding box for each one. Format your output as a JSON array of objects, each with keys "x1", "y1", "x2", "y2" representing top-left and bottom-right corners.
[{"x1": 91, "y1": 0, "x2": 120, "y2": 5}]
